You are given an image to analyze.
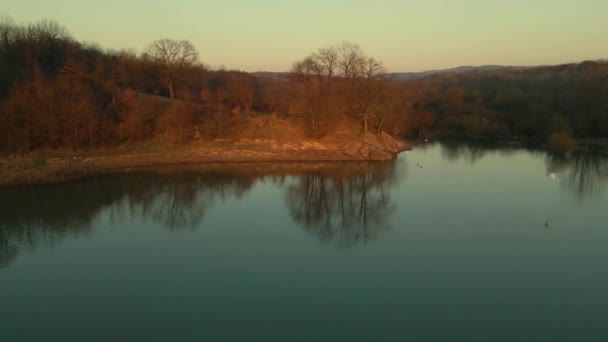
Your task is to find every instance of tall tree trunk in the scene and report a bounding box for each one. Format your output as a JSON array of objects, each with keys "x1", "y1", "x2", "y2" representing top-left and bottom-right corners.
[
  {"x1": 168, "y1": 82, "x2": 175, "y2": 99},
  {"x1": 376, "y1": 113, "x2": 386, "y2": 135}
]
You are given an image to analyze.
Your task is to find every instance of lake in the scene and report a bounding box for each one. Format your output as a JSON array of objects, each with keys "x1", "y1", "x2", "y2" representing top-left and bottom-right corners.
[{"x1": 1, "y1": 142, "x2": 608, "y2": 341}]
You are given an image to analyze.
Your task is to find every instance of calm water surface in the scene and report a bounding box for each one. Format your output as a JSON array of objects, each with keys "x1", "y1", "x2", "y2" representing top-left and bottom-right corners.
[{"x1": 1, "y1": 143, "x2": 608, "y2": 341}]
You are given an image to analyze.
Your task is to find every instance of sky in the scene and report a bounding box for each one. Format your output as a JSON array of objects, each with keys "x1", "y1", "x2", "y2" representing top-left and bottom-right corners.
[{"x1": 3, "y1": 0, "x2": 608, "y2": 72}]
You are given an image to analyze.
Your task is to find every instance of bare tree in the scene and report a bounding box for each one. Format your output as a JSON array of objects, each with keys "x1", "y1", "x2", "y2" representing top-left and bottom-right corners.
[
  {"x1": 291, "y1": 56, "x2": 326, "y2": 136},
  {"x1": 27, "y1": 19, "x2": 69, "y2": 41},
  {"x1": 336, "y1": 41, "x2": 365, "y2": 80},
  {"x1": 363, "y1": 57, "x2": 384, "y2": 79},
  {"x1": 144, "y1": 39, "x2": 199, "y2": 98},
  {"x1": 291, "y1": 41, "x2": 387, "y2": 136},
  {"x1": 0, "y1": 14, "x2": 16, "y2": 49},
  {"x1": 358, "y1": 57, "x2": 386, "y2": 133}
]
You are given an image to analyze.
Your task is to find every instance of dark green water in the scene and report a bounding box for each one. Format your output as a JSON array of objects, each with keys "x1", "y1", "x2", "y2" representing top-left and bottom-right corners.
[{"x1": 2, "y1": 142, "x2": 608, "y2": 341}]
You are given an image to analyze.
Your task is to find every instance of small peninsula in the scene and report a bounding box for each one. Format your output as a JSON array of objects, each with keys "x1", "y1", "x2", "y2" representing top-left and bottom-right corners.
[{"x1": 0, "y1": 118, "x2": 409, "y2": 187}]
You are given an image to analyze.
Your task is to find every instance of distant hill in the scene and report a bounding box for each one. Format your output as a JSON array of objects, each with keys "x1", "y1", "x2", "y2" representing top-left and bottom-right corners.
[
  {"x1": 252, "y1": 72, "x2": 289, "y2": 80},
  {"x1": 254, "y1": 61, "x2": 607, "y2": 82},
  {"x1": 387, "y1": 65, "x2": 532, "y2": 81},
  {"x1": 253, "y1": 66, "x2": 532, "y2": 81}
]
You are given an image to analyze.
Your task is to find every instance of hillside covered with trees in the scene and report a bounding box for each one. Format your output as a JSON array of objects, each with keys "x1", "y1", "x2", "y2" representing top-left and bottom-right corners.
[{"x1": 1, "y1": 16, "x2": 607, "y2": 156}]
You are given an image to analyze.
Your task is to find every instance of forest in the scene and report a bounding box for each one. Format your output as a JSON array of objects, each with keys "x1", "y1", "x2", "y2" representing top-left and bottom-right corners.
[{"x1": 1, "y1": 16, "x2": 608, "y2": 156}]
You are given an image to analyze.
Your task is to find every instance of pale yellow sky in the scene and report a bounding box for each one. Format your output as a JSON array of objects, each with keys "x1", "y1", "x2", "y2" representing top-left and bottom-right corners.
[{"x1": 3, "y1": 0, "x2": 607, "y2": 72}]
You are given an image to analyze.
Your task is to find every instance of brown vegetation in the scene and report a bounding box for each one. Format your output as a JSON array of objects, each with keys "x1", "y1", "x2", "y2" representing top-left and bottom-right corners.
[
  {"x1": 290, "y1": 42, "x2": 386, "y2": 137},
  {"x1": 1, "y1": 16, "x2": 608, "y2": 161},
  {"x1": 0, "y1": 116, "x2": 409, "y2": 187},
  {"x1": 549, "y1": 132, "x2": 577, "y2": 153},
  {"x1": 143, "y1": 39, "x2": 200, "y2": 99}
]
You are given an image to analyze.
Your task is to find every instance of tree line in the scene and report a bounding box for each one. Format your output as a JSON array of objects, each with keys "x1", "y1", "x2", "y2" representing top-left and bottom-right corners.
[
  {"x1": 397, "y1": 62, "x2": 608, "y2": 144},
  {"x1": 289, "y1": 41, "x2": 386, "y2": 137},
  {"x1": 1, "y1": 16, "x2": 607, "y2": 155},
  {"x1": 0, "y1": 17, "x2": 278, "y2": 154}
]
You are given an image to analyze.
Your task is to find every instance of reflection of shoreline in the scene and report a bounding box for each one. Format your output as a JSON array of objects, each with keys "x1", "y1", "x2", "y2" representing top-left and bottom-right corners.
[
  {"x1": 438, "y1": 140, "x2": 531, "y2": 165},
  {"x1": 546, "y1": 152, "x2": 608, "y2": 200},
  {"x1": 437, "y1": 141, "x2": 608, "y2": 200},
  {"x1": 0, "y1": 224, "x2": 18, "y2": 268},
  {"x1": 0, "y1": 161, "x2": 402, "y2": 266}
]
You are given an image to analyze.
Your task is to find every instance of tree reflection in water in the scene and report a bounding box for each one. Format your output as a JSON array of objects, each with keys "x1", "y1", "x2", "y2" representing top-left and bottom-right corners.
[
  {"x1": 546, "y1": 151, "x2": 608, "y2": 200},
  {"x1": 107, "y1": 171, "x2": 255, "y2": 230},
  {"x1": 0, "y1": 169, "x2": 256, "y2": 267},
  {"x1": 2, "y1": 146, "x2": 606, "y2": 268},
  {"x1": 439, "y1": 140, "x2": 521, "y2": 165},
  {"x1": 438, "y1": 140, "x2": 608, "y2": 200},
  {"x1": 0, "y1": 223, "x2": 17, "y2": 268},
  {"x1": 285, "y1": 162, "x2": 400, "y2": 248},
  {"x1": 0, "y1": 162, "x2": 402, "y2": 266}
]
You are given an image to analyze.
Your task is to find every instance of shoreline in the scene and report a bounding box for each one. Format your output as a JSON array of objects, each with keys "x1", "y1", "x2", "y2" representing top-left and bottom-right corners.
[
  {"x1": 417, "y1": 136, "x2": 608, "y2": 154},
  {"x1": 6, "y1": 135, "x2": 606, "y2": 189},
  {"x1": 0, "y1": 137, "x2": 412, "y2": 188}
]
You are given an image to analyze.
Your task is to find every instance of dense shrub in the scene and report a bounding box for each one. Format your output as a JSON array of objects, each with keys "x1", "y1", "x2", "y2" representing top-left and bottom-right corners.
[{"x1": 549, "y1": 132, "x2": 577, "y2": 153}]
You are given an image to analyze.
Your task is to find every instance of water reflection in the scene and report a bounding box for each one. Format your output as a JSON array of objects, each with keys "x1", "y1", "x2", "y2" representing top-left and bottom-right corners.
[
  {"x1": 107, "y1": 171, "x2": 255, "y2": 230},
  {"x1": 286, "y1": 162, "x2": 399, "y2": 248},
  {"x1": 439, "y1": 140, "x2": 521, "y2": 165},
  {"x1": 0, "y1": 162, "x2": 401, "y2": 266},
  {"x1": 437, "y1": 141, "x2": 608, "y2": 199},
  {"x1": 4, "y1": 143, "x2": 605, "y2": 268},
  {"x1": 0, "y1": 223, "x2": 17, "y2": 268},
  {"x1": 0, "y1": 181, "x2": 109, "y2": 268},
  {"x1": 547, "y1": 151, "x2": 608, "y2": 200},
  {"x1": 0, "y1": 171, "x2": 252, "y2": 267}
]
